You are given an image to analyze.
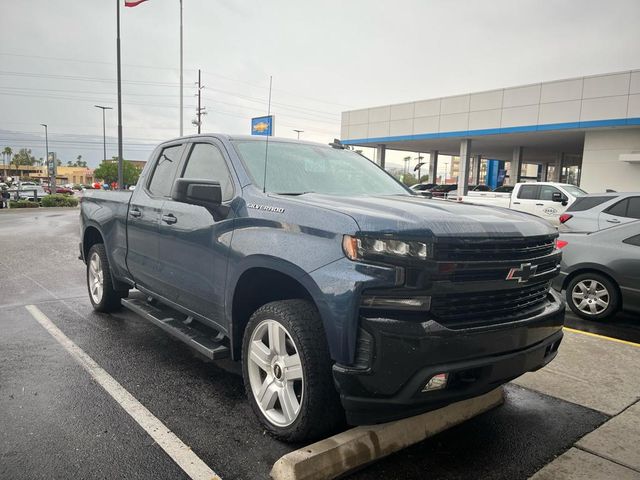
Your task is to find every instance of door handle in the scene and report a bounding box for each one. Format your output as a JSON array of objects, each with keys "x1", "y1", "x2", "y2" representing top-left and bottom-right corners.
[
  {"x1": 536, "y1": 203, "x2": 544, "y2": 206},
  {"x1": 162, "y1": 214, "x2": 177, "y2": 225},
  {"x1": 513, "y1": 202, "x2": 520, "y2": 205},
  {"x1": 607, "y1": 218, "x2": 621, "y2": 224},
  {"x1": 129, "y1": 208, "x2": 141, "y2": 218}
]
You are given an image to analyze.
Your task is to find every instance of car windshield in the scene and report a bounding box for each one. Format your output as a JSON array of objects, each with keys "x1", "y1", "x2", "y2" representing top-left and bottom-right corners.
[
  {"x1": 231, "y1": 140, "x2": 410, "y2": 196},
  {"x1": 563, "y1": 185, "x2": 588, "y2": 197}
]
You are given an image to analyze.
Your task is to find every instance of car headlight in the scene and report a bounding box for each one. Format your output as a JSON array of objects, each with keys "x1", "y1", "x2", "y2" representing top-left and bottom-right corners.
[{"x1": 342, "y1": 235, "x2": 431, "y2": 262}]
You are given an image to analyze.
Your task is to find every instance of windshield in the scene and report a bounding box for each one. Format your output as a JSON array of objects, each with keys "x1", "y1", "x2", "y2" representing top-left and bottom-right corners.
[
  {"x1": 232, "y1": 140, "x2": 409, "y2": 196},
  {"x1": 563, "y1": 185, "x2": 588, "y2": 197}
]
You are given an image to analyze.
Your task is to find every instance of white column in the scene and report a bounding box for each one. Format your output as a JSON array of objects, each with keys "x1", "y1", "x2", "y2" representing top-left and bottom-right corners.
[
  {"x1": 509, "y1": 146, "x2": 523, "y2": 185},
  {"x1": 472, "y1": 154, "x2": 482, "y2": 185},
  {"x1": 376, "y1": 145, "x2": 386, "y2": 169},
  {"x1": 429, "y1": 150, "x2": 438, "y2": 183},
  {"x1": 457, "y1": 139, "x2": 471, "y2": 197}
]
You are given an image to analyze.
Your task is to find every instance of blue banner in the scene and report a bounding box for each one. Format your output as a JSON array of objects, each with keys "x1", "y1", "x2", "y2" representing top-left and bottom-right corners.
[{"x1": 251, "y1": 115, "x2": 275, "y2": 136}]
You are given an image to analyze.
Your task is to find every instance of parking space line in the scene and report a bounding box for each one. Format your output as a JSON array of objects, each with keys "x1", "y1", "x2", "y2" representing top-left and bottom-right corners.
[
  {"x1": 25, "y1": 305, "x2": 221, "y2": 480},
  {"x1": 563, "y1": 327, "x2": 640, "y2": 348}
]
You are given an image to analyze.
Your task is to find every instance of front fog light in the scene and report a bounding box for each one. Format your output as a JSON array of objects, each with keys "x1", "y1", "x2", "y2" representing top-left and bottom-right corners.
[{"x1": 422, "y1": 373, "x2": 448, "y2": 392}]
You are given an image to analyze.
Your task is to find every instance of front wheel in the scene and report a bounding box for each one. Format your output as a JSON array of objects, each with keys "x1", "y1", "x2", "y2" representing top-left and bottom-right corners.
[
  {"x1": 242, "y1": 300, "x2": 344, "y2": 442},
  {"x1": 86, "y1": 243, "x2": 128, "y2": 312},
  {"x1": 566, "y1": 272, "x2": 619, "y2": 320}
]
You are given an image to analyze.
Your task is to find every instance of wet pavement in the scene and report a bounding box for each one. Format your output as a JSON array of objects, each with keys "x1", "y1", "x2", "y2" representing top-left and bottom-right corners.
[{"x1": 0, "y1": 208, "x2": 636, "y2": 479}]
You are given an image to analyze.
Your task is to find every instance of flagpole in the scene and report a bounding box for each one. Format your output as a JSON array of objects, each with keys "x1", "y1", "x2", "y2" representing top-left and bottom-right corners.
[
  {"x1": 179, "y1": 0, "x2": 183, "y2": 136},
  {"x1": 116, "y1": 0, "x2": 124, "y2": 190}
]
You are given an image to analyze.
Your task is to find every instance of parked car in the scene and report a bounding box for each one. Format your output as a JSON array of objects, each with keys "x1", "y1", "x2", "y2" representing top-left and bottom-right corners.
[
  {"x1": 460, "y1": 182, "x2": 588, "y2": 226},
  {"x1": 17, "y1": 186, "x2": 49, "y2": 202},
  {"x1": 445, "y1": 184, "x2": 492, "y2": 198},
  {"x1": 80, "y1": 134, "x2": 564, "y2": 442},
  {"x1": 410, "y1": 183, "x2": 436, "y2": 192},
  {"x1": 554, "y1": 221, "x2": 640, "y2": 320},
  {"x1": 430, "y1": 184, "x2": 458, "y2": 198},
  {"x1": 45, "y1": 186, "x2": 74, "y2": 195},
  {"x1": 559, "y1": 192, "x2": 640, "y2": 232}
]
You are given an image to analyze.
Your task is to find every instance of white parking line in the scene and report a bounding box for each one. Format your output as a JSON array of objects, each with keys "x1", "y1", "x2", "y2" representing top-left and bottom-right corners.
[{"x1": 25, "y1": 304, "x2": 221, "y2": 480}]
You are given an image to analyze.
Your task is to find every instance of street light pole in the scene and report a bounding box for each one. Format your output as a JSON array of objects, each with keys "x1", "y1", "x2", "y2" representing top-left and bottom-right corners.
[
  {"x1": 293, "y1": 129, "x2": 303, "y2": 140},
  {"x1": 40, "y1": 123, "x2": 53, "y2": 192},
  {"x1": 94, "y1": 105, "x2": 113, "y2": 162}
]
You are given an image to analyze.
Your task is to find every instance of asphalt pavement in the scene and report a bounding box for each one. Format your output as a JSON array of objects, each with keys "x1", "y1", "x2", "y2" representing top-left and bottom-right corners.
[{"x1": 0, "y1": 208, "x2": 636, "y2": 479}]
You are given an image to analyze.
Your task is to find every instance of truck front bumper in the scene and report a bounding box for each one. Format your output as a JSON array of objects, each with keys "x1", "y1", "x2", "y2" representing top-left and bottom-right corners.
[{"x1": 333, "y1": 290, "x2": 565, "y2": 425}]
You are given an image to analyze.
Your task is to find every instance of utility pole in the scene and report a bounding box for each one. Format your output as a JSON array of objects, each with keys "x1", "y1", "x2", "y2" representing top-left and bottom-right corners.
[
  {"x1": 293, "y1": 129, "x2": 303, "y2": 140},
  {"x1": 116, "y1": 0, "x2": 124, "y2": 190},
  {"x1": 41, "y1": 124, "x2": 53, "y2": 192},
  {"x1": 179, "y1": 0, "x2": 183, "y2": 136},
  {"x1": 193, "y1": 69, "x2": 206, "y2": 134},
  {"x1": 95, "y1": 105, "x2": 112, "y2": 162}
]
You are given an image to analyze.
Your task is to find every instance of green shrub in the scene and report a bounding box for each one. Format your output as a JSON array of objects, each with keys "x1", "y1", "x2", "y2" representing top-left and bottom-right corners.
[
  {"x1": 9, "y1": 200, "x2": 39, "y2": 208},
  {"x1": 41, "y1": 194, "x2": 79, "y2": 208}
]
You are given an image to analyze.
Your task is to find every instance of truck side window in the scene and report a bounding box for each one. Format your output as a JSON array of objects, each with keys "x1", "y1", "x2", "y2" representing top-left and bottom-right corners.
[
  {"x1": 182, "y1": 143, "x2": 234, "y2": 201},
  {"x1": 605, "y1": 199, "x2": 628, "y2": 217},
  {"x1": 517, "y1": 185, "x2": 538, "y2": 199},
  {"x1": 539, "y1": 185, "x2": 560, "y2": 201},
  {"x1": 148, "y1": 144, "x2": 185, "y2": 197}
]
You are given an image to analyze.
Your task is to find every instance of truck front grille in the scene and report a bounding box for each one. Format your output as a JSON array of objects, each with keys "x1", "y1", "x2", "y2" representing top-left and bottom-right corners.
[
  {"x1": 430, "y1": 281, "x2": 550, "y2": 328},
  {"x1": 434, "y1": 235, "x2": 556, "y2": 262}
]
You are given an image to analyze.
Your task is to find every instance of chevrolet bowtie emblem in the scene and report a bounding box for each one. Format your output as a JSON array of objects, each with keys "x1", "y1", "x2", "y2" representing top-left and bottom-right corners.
[{"x1": 506, "y1": 263, "x2": 538, "y2": 283}]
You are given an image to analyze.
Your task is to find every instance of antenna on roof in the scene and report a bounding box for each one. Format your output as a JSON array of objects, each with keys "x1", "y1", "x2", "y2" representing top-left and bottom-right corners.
[{"x1": 262, "y1": 75, "x2": 273, "y2": 194}]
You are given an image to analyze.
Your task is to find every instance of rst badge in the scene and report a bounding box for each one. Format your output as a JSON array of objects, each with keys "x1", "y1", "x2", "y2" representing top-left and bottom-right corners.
[{"x1": 506, "y1": 262, "x2": 538, "y2": 283}]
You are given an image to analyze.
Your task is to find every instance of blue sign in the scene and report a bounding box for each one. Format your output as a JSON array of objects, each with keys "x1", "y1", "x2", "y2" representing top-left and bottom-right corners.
[{"x1": 251, "y1": 115, "x2": 275, "y2": 136}]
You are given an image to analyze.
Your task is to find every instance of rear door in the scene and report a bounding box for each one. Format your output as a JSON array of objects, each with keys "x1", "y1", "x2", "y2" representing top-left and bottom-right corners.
[
  {"x1": 157, "y1": 139, "x2": 237, "y2": 329},
  {"x1": 126, "y1": 142, "x2": 186, "y2": 295},
  {"x1": 511, "y1": 184, "x2": 539, "y2": 216},
  {"x1": 599, "y1": 196, "x2": 640, "y2": 229}
]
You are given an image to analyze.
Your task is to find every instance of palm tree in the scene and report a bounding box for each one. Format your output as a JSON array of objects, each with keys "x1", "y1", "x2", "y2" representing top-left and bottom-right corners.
[{"x1": 2, "y1": 146, "x2": 12, "y2": 177}]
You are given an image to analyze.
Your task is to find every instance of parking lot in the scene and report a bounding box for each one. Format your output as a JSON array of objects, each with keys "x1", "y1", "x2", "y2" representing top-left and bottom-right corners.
[{"x1": 1, "y1": 208, "x2": 639, "y2": 479}]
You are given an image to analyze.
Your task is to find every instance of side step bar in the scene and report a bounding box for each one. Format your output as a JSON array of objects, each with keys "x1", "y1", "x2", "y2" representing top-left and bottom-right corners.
[{"x1": 121, "y1": 296, "x2": 230, "y2": 360}]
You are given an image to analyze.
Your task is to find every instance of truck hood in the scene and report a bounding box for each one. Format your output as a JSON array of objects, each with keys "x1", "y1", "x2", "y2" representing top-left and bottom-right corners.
[{"x1": 287, "y1": 194, "x2": 556, "y2": 238}]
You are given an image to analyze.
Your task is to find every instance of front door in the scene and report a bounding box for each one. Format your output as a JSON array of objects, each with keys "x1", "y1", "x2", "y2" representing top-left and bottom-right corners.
[
  {"x1": 157, "y1": 140, "x2": 237, "y2": 330},
  {"x1": 126, "y1": 142, "x2": 186, "y2": 295},
  {"x1": 535, "y1": 184, "x2": 567, "y2": 225}
]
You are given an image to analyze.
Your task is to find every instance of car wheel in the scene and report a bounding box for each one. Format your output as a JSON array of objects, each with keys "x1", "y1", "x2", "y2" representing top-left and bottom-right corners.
[
  {"x1": 242, "y1": 299, "x2": 344, "y2": 442},
  {"x1": 86, "y1": 243, "x2": 128, "y2": 312},
  {"x1": 566, "y1": 273, "x2": 619, "y2": 321}
]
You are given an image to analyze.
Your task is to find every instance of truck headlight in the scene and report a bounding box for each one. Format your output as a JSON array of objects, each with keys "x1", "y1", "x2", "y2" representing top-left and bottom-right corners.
[{"x1": 342, "y1": 235, "x2": 431, "y2": 262}]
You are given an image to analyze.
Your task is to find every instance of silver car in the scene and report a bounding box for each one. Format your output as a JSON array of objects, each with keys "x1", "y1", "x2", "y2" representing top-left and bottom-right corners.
[
  {"x1": 553, "y1": 221, "x2": 640, "y2": 320},
  {"x1": 559, "y1": 192, "x2": 640, "y2": 232}
]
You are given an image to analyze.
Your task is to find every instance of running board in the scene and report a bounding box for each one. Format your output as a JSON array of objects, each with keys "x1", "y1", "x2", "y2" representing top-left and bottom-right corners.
[{"x1": 121, "y1": 297, "x2": 230, "y2": 360}]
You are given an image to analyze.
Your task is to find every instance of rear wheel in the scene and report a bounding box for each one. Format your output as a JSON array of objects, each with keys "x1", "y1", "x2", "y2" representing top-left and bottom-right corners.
[
  {"x1": 86, "y1": 243, "x2": 128, "y2": 312},
  {"x1": 242, "y1": 299, "x2": 344, "y2": 442},
  {"x1": 566, "y1": 272, "x2": 619, "y2": 320}
]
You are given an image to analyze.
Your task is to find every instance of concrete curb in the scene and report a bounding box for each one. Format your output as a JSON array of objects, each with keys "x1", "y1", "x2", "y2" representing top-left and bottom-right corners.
[{"x1": 271, "y1": 387, "x2": 504, "y2": 480}]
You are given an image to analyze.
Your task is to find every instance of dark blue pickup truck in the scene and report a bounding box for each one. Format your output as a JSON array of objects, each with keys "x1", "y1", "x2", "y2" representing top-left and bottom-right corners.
[{"x1": 80, "y1": 134, "x2": 565, "y2": 441}]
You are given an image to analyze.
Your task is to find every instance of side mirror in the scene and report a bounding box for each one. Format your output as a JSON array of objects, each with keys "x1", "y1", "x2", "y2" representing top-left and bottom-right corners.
[
  {"x1": 172, "y1": 178, "x2": 222, "y2": 209},
  {"x1": 552, "y1": 192, "x2": 563, "y2": 203}
]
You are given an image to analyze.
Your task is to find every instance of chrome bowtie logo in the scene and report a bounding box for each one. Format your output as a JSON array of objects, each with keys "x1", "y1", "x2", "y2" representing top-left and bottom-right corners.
[{"x1": 506, "y1": 263, "x2": 538, "y2": 283}]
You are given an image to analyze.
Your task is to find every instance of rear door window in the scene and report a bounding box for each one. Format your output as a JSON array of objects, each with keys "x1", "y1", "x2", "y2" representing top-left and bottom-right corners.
[
  {"x1": 147, "y1": 144, "x2": 185, "y2": 197},
  {"x1": 567, "y1": 196, "x2": 614, "y2": 212},
  {"x1": 626, "y1": 197, "x2": 640, "y2": 219},
  {"x1": 605, "y1": 199, "x2": 629, "y2": 217},
  {"x1": 517, "y1": 185, "x2": 538, "y2": 199}
]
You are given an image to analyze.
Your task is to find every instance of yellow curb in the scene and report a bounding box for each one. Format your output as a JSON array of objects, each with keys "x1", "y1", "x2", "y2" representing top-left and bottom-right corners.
[{"x1": 563, "y1": 327, "x2": 640, "y2": 348}]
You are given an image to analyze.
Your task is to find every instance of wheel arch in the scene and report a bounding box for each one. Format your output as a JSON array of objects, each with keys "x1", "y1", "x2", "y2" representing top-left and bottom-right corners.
[{"x1": 227, "y1": 257, "x2": 330, "y2": 361}]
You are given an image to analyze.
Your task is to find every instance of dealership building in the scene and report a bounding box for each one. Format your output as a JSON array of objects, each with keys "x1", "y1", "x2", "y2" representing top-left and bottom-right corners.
[{"x1": 340, "y1": 70, "x2": 640, "y2": 194}]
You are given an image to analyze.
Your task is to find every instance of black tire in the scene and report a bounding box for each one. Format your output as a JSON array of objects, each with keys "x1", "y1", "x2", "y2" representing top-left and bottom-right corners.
[
  {"x1": 241, "y1": 299, "x2": 344, "y2": 442},
  {"x1": 86, "y1": 243, "x2": 128, "y2": 313},
  {"x1": 566, "y1": 272, "x2": 620, "y2": 321}
]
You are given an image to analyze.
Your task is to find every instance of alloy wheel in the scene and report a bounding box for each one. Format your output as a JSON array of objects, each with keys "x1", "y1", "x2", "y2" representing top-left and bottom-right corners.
[
  {"x1": 88, "y1": 251, "x2": 104, "y2": 304},
  {"x1": 247, "y1": 319, "x2": 304, "y2": 427}
]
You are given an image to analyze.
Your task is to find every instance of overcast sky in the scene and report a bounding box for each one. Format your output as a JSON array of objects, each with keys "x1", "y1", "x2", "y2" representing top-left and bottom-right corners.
[{"x1": 1, "y1": 0, "x2": 639, "y2": 169}]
